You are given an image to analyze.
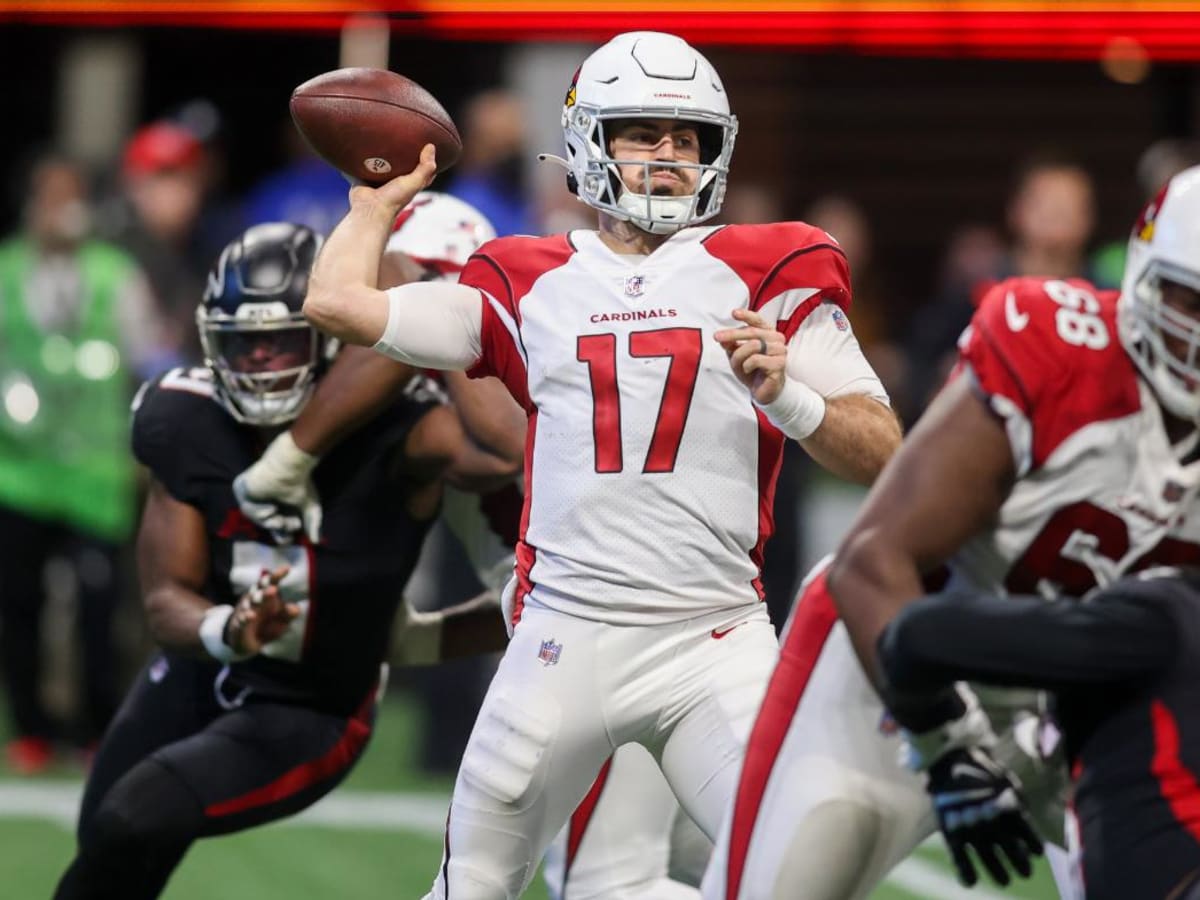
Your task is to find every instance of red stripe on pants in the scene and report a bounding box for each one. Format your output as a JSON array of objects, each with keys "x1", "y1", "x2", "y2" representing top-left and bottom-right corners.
[
  {"x1": 512, "y1": 409, "x2": 539, "y2": 628},
  {"x1": 724, "y1": 570, "x2": 838, "y2": 899},
  {"x1": 564, "y1": 756, "x2": 615, "y2": 882},
  {"x1": 1151, "y1": 699, "x2": 1200, "y2": 843},
  {"x1": 204, "y1": 699, "x2": 372, "y2": 818}
]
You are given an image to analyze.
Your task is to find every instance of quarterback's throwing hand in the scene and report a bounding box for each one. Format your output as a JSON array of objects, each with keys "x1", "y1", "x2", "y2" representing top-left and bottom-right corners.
[
  {"x1": 349, "y1": 143, "x2": 437, "y2": 217},
  {"x1": 714, "y1": 308, "x2": 788, "y2": 404},
  {"x1": 926, "y1": 745, "x2": 1043, "y2": 887}
]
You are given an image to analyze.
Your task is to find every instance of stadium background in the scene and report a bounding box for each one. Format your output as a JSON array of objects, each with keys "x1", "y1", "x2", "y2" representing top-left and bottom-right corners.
[{"x1": 0, "y1": 2, "x2": 1197, "y2": 896}]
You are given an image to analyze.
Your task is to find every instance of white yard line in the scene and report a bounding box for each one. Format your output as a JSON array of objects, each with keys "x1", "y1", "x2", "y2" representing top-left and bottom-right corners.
[
  {"x1": 0, "y1": 780, "x2": 450, "y2": 834},
  {"x1": 0, "y1": 780, "x2": 80, "y2": 828},
  {"x1": 0, "y1": 780, "x2": 1004, "y2": 899}
]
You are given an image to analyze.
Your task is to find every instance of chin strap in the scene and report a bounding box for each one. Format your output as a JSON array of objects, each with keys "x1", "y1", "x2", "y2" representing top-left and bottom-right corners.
[{"x1": 615, "y1": 192, "x2": 690, "y2": 235}]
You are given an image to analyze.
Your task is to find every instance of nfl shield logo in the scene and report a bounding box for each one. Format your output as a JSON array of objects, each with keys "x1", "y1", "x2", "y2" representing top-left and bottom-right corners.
[
  {"x1": 537, "y1": 638, "x2": 562, "y2": 666},
  {"x1": 624, "y1": 275, "x2": 645, "y2": 298}
]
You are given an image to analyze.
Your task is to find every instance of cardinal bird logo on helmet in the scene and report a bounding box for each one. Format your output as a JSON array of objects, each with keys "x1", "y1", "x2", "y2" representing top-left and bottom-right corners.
[
  {"x1": 1133, "y1": 182, "x2": 1169, "y2": 244},
  {"x1": 564, "y1": 66, "x2": 580, "y2": 109}
]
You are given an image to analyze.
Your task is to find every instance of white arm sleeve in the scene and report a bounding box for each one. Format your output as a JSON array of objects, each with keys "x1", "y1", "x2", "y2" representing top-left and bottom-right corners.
[
  {"x1": 786, "y1": 300, "x2": 891, "y2": 404},
  {"x1": 373, "y1": 281, "x2": 484, "y2": 370}
]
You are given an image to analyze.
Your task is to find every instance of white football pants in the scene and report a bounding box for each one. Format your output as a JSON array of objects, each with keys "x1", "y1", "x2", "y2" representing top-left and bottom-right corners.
[
  {"x1": 543, "y1": 742, "x2": 711, "y2": 899},
  {"x1": 424, "y1": 601, "x2": 778, "y2": 900}
]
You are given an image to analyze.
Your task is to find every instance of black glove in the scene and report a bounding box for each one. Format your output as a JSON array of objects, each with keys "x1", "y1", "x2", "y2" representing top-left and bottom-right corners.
[{"x1": 926, "y1": 745, "x2": 1043, "y2": 887}]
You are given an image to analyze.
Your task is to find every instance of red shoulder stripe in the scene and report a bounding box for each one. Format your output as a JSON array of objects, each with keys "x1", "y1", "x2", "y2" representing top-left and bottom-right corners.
[{"x1": 756, "y1": 242, "x2": 849, "y2": 311}]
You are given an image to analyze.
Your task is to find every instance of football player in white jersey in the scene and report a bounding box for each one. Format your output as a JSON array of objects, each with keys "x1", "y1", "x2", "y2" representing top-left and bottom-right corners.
[
  {"x1": 244, "y1": 192, "x2": 712, "y2": 899},
  {"x1": 702, "y1": 168, "x2": 1200, "y2": 900},
  {"x1": 301, "y1": 31, "x2": 902, "y2": 899}
]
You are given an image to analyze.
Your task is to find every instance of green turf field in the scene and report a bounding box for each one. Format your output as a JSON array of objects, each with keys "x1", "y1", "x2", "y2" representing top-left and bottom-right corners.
[{"x1": 0, "y1": 690, "x2": 1059, "y2": 899}]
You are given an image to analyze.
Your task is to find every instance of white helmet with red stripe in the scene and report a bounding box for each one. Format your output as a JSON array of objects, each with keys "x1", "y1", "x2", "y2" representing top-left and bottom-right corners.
[
  {"x1": 1119, "y1": 165, "x2": 1200, "y2": 421},
  {"x1": 385, "y1": 191, "x2": 497, "y2": 281}
]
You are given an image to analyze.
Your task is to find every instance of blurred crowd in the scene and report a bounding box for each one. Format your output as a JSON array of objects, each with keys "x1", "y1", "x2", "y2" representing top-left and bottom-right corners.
[{"x1": 1, "y1": 83, "x2": 1196, "y2": 776}]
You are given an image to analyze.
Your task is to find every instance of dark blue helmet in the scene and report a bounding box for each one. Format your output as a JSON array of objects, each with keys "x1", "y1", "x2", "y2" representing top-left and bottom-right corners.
[{"x1": 197, "y1": 223, "x2": 332, "y2": 425}]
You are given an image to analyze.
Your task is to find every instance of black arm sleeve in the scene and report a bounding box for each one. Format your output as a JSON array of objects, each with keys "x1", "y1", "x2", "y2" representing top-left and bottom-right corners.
[{"x1": 878, "y1": 589, "x2": 1178, "y2": 698}]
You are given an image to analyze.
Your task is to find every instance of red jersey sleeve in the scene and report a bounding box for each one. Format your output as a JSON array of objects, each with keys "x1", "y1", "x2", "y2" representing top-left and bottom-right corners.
[
  {"x1": 960, "y1": 277, "x2": 1139, "y2": 472},
  {"x1": 702, "y1": 222, "x2": 851, "y2": 341},
  {"x1": 457, "y1": 234, "x2": 576, "y2": 413},
  {"x1": 459, "y1": 251, "x2": 519, "y2": 377}
]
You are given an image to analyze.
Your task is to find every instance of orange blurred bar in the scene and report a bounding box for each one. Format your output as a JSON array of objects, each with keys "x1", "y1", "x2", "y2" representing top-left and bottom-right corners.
[{"x1": 5, "y1": 2, "x2": 1200, "y2": 60}]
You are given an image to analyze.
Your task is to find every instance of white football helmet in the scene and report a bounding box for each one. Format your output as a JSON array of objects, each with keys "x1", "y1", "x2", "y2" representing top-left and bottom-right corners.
[
  {"x1": 386, "y1": 191, "x2": 497, "y2": 282},
  {"x1": 1119, "y1": 165, "x2": 1200, "y2": 422},
  {"x1": 549, "y1": 31, "x2": 737, "y2": 234}
]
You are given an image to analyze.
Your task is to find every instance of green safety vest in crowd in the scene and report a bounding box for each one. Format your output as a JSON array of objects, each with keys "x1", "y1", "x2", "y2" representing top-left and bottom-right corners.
[{"x1": 0, "y1": 238, "x2": 138, "y2": 542}]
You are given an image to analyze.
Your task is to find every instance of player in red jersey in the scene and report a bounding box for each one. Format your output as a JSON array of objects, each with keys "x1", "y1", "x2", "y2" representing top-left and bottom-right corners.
[
  {"x1": 703, "y1": 167, "x2": 1200, "y2": 899},
  {"x1": 300, "y1": 31, "x2": 901, "y2": 899}
]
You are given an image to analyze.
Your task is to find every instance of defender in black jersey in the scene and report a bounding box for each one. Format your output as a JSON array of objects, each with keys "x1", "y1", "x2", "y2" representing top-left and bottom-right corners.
[
  {"x1": 54, "y1": 223, "x2": 509, "y2": 900},
  {"x1": 879, "y1": 569, "x2": 1200, "y2": 900}
]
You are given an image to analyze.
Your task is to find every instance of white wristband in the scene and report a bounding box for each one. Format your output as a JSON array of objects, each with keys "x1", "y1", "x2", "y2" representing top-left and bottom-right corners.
[
  {"x1": 261, "y1": 431, "x2": 320, "y2": 481},
  {"x1": 199, "y1": 605, "x2": 242, "y2": 663},
  {"x1": 899, "y1": 684, "x2": 997, "y2": 772},
  {"x1": 754, "y1": 378, "x2": 826, "y2": 440}
]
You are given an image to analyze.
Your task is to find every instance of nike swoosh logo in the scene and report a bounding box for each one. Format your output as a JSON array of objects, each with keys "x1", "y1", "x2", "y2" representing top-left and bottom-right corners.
[
  {"x1": 1005, "y1": 290, "x2": 1030, "y2": 332},
  {"x1": 711, "y1": 623, "x2": 745, "y2": 639}
]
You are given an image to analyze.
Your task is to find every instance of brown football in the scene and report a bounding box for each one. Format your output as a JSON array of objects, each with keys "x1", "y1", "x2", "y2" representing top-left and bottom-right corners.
[{"x1": 289, "y1": 68, "x2": 462, "y2": 185}]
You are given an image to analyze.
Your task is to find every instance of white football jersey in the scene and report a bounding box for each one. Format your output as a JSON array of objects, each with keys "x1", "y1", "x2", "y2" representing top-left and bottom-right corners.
[
  {"x1": 461, "y1": 222, "x2": 883, "y2": 625},
  {"x1": 951, "y1": 277, "x2": 1200, "y2": 597}
]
